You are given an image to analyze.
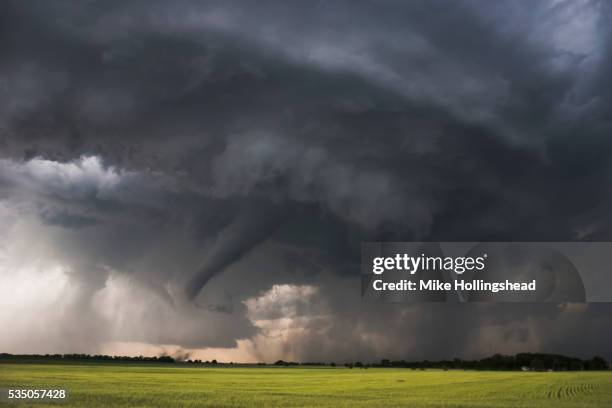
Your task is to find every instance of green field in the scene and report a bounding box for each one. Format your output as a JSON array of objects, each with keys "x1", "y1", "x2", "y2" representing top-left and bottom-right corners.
[{"x1": 1, "y1": 363, "x2": 611, "y2": 407}]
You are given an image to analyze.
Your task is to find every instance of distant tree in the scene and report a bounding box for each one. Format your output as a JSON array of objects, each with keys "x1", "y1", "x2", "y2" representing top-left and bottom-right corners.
[
  {"x1": 570, "y1": 360, "x2": 583, "y2": 371},
  {"x1": 585, "y1": 356, "x2": 608, "y2": 370},
  {"x1": 530, "y1": 359, "x2": 545, "y2": 371}
]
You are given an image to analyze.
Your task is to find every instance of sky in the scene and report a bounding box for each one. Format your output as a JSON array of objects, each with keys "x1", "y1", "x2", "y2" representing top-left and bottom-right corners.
[{"x1": 1, "y1": 0, "x2": 612, "y2": 363}]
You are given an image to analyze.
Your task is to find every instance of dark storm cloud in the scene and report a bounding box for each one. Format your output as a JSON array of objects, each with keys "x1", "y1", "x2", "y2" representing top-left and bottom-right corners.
[
  {"x1": 1, "y1": 0, "x2": 612, "y2": 359},
  {"x1": 2, "y1": 0, "x2": 610, "y2": 240}
]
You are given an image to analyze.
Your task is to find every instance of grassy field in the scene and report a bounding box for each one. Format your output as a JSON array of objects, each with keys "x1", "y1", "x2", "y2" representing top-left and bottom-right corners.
[{"x1": 0, "y1": 363, "x2": 611, "y2": 407}]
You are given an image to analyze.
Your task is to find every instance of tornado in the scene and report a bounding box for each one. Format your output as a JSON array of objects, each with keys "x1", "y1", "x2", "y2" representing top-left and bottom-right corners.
[{"x1": 186, "y1": 199, "x2": 288, "y2": 300}]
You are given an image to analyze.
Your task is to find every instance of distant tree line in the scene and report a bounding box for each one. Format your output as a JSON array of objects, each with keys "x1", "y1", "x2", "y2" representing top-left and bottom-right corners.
[
  {"x1": 185, "y1": 359, "x2": 220, "y2": 365},
  {"x1": 1, "y1": 352, "x2": 608, "y2": 370},
  {"x1": 0, "y1": 353, "x2": 175, "y2": 363},
  {"x1": 372, "y1": 353, "x2": 608, "y2": 371},
  {"x1": 272, "y1": 353, "x2": 608, "y2": 371}
]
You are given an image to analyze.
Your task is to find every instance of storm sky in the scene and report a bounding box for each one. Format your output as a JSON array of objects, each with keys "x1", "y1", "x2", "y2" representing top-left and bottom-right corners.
[{"x1": 1, "y1": 0, "x2": 612, "y2": 362}]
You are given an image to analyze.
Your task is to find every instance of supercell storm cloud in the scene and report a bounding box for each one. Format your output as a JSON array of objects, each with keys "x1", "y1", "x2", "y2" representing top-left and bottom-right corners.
[{"x1": 1, "y1": 0, "x2": 612, "y2": 362}]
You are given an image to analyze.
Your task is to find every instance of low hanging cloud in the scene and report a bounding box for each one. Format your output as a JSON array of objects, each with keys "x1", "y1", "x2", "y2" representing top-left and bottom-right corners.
[{"x1": 1, "y1": 0, "x2": 612, "y2": 361}]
